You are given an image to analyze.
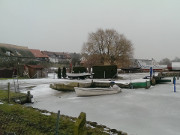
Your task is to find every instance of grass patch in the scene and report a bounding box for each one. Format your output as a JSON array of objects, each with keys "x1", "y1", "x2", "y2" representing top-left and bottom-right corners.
[
  {"x1": 0, "y1": 103, "x2": 125, "y2": 135},
  {"x1": 0, "y1": 90, "x2": 27, "y2": 103},
  {"x1": 0, "y1": 103, "x2": 75, "y2": 135},
  {"x1": 0, "y1": 77, "x2": 29, "y2": 80},
  {"x1": 0, "y1": 78, "x2": 12, "y2": 80},
  {"x1": 0, "y1": 90, "x2": 126, "y2": 135}
]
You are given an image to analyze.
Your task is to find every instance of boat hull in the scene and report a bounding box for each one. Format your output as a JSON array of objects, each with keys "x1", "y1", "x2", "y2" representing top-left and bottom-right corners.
[{"x1": 74, "y1": 87, "x2": 121, "y2": 97}]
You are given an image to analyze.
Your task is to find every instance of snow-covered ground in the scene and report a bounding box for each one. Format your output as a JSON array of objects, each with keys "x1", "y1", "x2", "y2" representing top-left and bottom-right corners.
[{"x1": 1, "y1": 73, "x2": 180, "y2": 135}]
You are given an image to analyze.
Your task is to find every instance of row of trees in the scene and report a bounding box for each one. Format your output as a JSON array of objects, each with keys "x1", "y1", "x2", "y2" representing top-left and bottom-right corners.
[
  {"x1": 57, "y1": 67, "x2": 66, "y2": 79},
  {"x1": 81, "y1": 28, "x2": 134, "y2": 68}
]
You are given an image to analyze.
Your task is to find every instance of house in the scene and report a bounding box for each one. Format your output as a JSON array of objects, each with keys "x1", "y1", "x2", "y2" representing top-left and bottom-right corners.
[
  {"x1": 41, "y1": 51, "x2": 71, "y2": 63},
  {"x1": 0, "y1": 43, "x2": 51, "y2": 78},
  {"x1": 0, "y1": 43, "x2": 34, "y2": 58},
  {"x1": 24, "y1": 65, "x2": 48, "y2": 78},
  {"x1": 0, "y1": 43, "x2": 35, "y2": 77},
  {"x1": 80, "y1": 56, "x2": 87, "y2": 66},
  {"x1": 30, "y1": 49, "x2": 49, "y2": 61}
]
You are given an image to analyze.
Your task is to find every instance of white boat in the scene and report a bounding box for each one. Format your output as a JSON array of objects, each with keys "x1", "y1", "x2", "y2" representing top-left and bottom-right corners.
[
  {"x1": 74, "y1": 85, "x2": 121, "y2": 97},
  {"x1": 67, "y1": 73, "x2": 91, "y2": 79}
]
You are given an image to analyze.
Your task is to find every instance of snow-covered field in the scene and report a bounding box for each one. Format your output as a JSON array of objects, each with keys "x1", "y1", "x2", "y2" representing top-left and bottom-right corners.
[{"x1": 1, "y1": 73, "x2": 180, "y2": 135}]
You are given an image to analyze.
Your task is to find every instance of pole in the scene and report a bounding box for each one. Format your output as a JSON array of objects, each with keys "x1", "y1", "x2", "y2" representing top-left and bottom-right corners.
[
  {"x1": 173, "y1": 76, "x2": 176, "y2": 92},
  {"x1": 8, "y1": 82, "x2": 10, "y2": 103},
  {"x1": 55, "y1": 110, "x2": 60, "y2": 135},
  {"x1": 150, "y1": 67, "x2": 153, "y2": 79},
  {"x1": 17, "y1": 76, "x2": 19, "y2": 90},
  {"x1": 174, "y1": 84, "x2": 176, "y2": 92}
]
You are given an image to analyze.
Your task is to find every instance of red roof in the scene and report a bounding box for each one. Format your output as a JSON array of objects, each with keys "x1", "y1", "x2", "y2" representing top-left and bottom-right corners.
[{"x1": 30, "y1": 49, "x2": 49, "y2": 58}]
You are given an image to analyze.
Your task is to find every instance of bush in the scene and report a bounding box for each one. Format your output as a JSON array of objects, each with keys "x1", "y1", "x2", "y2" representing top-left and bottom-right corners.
[
  {"x1": 58, "y1": 67, "x2": 61, "y2": 79},
  {"x1": 62, "y1": 67, "x2": 66, "y2": 78}
]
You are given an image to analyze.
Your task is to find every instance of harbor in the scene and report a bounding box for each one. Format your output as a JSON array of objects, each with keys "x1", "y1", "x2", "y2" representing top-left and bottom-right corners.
[{"x1": 1, "y1": 73, "x2": 179, "y2": 135}]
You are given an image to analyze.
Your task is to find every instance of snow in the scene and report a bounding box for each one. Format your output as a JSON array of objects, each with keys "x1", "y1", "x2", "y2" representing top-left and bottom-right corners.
[
  {"x1": 1, "y1": 73, "x2": 180, "y2": 135},
  {"x1": 41, "y1": 112, "x2": 51, "y2": 116}
]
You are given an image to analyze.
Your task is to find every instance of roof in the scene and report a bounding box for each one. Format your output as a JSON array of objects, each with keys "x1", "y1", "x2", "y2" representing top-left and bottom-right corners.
[
  {"x1": 30, "y1": 49, "x2": 49, "y2": 58},
  {"x1": 131, "y1": 58, "x2": 165, "y2": 70},
  {"x1": 26, "y1": 65, "x2": 44, "y2": 69},
  {"x1": 0, "y1": 43, "x2": 28, "y2": 49},
  {"x1": 0, "y1": 43, "x2": 34, "y2": 57},
  {"x1": 42, "y1": 51, "x2": 71, "y2": 59}
]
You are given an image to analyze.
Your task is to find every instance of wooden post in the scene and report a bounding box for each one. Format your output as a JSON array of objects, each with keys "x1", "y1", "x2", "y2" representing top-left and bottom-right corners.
[
  {"x1": 8, "y1": 82, "x2": 10, "y2": 103},
  {"x1": 74, "y1": 112, "x2": 87, "y2": 135},
  {"x1": 17, "y1": 76, "x2": 19, "y2": 90},
  {"x1": 55, "y1": 110, "x2": 60, "y2": 135},
  {"x1": 27, "y1": 91, "x2": 32, "y2": 103}
]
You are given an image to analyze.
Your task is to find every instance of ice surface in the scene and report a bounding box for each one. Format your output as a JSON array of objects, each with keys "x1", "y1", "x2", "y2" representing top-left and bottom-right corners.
[{"x1": 1, "y1": 73, "x2": 180, "y2": 135}]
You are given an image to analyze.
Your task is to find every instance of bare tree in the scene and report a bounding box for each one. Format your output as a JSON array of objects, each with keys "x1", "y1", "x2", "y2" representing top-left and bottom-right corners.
[
  {"x1": 172, "y1": 57, "x2": 180, "y2": 62},
  {"x1": 159, "y1": 58, "x2": 171, "y2": 65},
  {"x1": 82, "y1": 28, "x2": 134, "y2": 68},
  {"x1": 70, "y1": 53, "x2": 81, "y2": 67}
]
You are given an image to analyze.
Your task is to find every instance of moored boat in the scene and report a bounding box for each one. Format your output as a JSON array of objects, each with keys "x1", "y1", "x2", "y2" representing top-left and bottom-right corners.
[
  {"x1": 74, "y1": 85, "x2": 121, "y2": 97},
  {"x1": 66, "y1": 73, "x2": 91, "y2": 79}
]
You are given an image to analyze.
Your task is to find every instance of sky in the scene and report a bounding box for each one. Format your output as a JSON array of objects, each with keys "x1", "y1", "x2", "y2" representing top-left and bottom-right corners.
[{"x1": 0, "y1": 0, "x2": 180, "y2": 61}]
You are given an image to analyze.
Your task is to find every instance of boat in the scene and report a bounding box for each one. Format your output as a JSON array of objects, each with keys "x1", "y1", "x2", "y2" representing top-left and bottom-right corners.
[
  {"x1": 130, "y1": 81, "x2": 151, "y2": 89},
  {"x1": 66, "y1": 73, "x2": 91, "y2": 79},
  {"x1": 74, "y1": 85, "x2": 121, "y2": 96}
]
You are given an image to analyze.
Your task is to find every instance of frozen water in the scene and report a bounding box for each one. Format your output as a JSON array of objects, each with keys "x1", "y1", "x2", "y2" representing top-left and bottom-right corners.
[{"x1": 1, "y1": 73, "x2": 180, "y2": 135}]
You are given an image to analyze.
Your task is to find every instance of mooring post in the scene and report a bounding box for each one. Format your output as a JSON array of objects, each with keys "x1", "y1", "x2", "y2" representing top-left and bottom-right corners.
[
  {"x1": 55, "y1": 110, "x2": 60, "y2": 135},
  {"x1": 173, "y1": 76, "x2": 176, "y2": 92},
  {"x1": 74, "y1": 112, "x2": 87, "y2": 135},
  {"x1": 8, "y1": 82, "x2": 10, "y2": 103},
  {"x1": 17, "y1": 76, "x2": 19, "y2": 90},
  {"x1": 146, "y1": 80, "x2": 148, "y2": 89},
  {"x1": 150, "y1": 67, "x2": 153, "y2": 80}
]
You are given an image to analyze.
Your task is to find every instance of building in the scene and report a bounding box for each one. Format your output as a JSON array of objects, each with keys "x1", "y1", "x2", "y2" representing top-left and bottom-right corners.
[
  {"x1": 41, "y1": 51, "x2": 71, "y2": 63},
  {"x1": 24, "y1": 65, "x2": 48, "y2": 78},
  {"x1": 0, "y1": 43, "x2": 35, "y2": 77},
  {"x1": 0, "y1": 67, "x2": 16, "y2": 78},
  {"x1": 30, "y1": 49, "x2": 49, "y2": 61},
  {"x1": 0, "y1": 43, "x2": 34, "y2": 58}
]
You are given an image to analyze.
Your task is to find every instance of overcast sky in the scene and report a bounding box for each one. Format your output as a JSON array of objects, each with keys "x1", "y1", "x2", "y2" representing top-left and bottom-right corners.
[{"x1": 0, "y1": 0, "x2": 180, "y2": 61}]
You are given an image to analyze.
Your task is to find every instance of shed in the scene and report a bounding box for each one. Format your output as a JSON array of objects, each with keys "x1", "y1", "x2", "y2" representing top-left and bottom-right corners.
[
  {"x1": 0, "y1": 67, "x2": 17, "y2": 78},
  {"x1": 92, "y1": 65, "x2": 117, "y2": 79},
  {"x1": 24, "y1": 65, "x2": 47, "y2": 78}
]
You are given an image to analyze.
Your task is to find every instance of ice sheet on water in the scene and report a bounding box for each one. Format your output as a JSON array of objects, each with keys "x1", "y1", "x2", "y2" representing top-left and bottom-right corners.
[{"x1": 1, "y1": 73, "x2": 180, "y2": 135}]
